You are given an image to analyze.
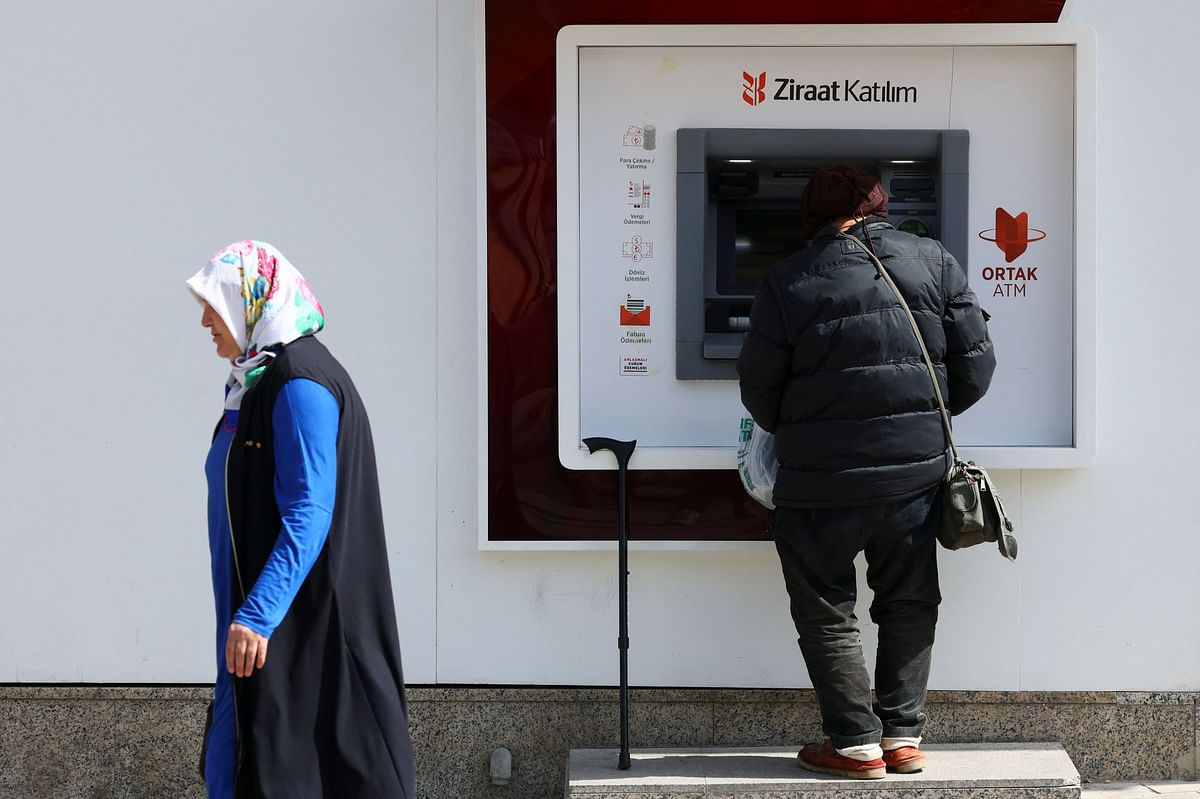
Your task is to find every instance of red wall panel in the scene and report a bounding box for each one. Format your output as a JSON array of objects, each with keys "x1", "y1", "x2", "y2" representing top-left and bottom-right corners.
[{"x1": 485, "y1": 1, "x2": 1066, "y2": 542}]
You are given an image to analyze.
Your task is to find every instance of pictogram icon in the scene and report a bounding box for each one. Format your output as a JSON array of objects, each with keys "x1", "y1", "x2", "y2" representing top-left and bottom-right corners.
[
  {"x1": 622, "y1": 236, "x2": 653, "y2": 261},
  {"x1": 620, "y1": 296, "x2": 651, "y2": 326}
]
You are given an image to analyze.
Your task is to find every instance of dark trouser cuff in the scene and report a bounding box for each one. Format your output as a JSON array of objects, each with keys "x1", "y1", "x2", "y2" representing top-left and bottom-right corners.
[
  {"x1": 828, "y1": 731, "x2": 883, "y2": 749},
  {"x1": 881, "y1": 723, "x2": 924, "y2": 739}
]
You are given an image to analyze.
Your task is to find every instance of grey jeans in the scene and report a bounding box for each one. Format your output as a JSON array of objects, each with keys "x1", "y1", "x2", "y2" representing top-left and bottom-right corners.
[{"x1": 773, "y1": 485, "x2": 942, "y2": 749}]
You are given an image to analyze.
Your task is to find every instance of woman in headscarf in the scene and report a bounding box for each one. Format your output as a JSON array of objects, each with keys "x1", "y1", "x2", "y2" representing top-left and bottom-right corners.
[{"x1": 187, "y1": 241, "x2": 416, "y2": 798}]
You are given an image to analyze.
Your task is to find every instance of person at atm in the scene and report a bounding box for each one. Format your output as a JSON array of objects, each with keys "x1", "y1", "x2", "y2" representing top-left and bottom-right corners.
[{"x1": 737, "y1": 165, "x2": 995, "y2": 779}]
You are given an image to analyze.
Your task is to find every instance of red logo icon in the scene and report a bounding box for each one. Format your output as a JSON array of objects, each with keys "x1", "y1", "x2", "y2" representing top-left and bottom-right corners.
[
  {"x1": 979, "y1": 208, "x2": 1046, "y2": 263},
  {"x1": 620, "y1": 296, "x2": 651, "y2": 326},
  {"x1": 742, "y1": 71, "x2": 767, "y2": 107}
]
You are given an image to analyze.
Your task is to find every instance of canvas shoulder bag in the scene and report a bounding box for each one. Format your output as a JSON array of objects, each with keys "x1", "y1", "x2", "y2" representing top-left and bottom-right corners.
[{"x1": 844, "y1": 233, "x2": 1017, "y2": 561}]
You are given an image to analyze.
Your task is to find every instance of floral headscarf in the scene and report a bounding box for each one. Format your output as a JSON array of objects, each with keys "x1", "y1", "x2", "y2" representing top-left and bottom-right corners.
[{"x1": 186, "y1": 240, "x2": 325, "y2": 409}]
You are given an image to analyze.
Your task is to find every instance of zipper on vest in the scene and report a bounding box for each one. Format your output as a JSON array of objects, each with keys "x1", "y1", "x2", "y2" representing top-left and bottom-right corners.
[
  {"x1": 224, "y1": 441, "x2": 246, "y2": 601},
  {"x1": 223, "y1": 438, "x2": 246, "y2": 784}
]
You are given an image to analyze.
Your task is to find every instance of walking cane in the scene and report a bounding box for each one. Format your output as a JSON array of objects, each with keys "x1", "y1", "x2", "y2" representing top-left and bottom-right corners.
[{"x1": 583, "y1": 437, "x2": 637, "y2": 771}]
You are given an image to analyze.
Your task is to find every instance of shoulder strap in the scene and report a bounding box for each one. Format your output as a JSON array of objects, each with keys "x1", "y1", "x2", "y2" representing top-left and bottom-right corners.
[{"x1": 842, "y1": 233, "x2": 960, "y2": 462}]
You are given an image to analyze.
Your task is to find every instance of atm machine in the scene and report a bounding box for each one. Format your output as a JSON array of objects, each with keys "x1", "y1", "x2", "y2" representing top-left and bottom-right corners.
[
  {"x1": 555, "y1": 27, "x2": 1093, "y2": 471},
  {"x1": 675, "y1": 129, "x2": 970, "y2": 380}
]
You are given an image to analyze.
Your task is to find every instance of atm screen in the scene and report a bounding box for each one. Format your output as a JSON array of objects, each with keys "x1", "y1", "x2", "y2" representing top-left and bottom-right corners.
[
  {"x1": 712, "y1": 161, "x2": 943, "y2": 297},
  {"x1": 715, "y1": 204, "x2": 807, "y2": 295},
  {"x1": 731, "y1": 209, "x2": 807, "y2": 293}
]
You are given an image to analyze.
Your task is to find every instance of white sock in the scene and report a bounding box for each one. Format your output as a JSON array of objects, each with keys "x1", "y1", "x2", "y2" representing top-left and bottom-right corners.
[
  {"x1": 836, "y1": 743, "x2": 883, "y2": 761},
  {"x1": 882, "y1": 736, "x2": 922, "y2": 751}
]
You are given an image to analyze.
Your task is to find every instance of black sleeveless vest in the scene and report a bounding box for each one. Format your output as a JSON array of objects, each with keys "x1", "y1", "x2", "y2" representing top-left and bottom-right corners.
[{"x1": 226, "y1": 335, "x2": 415, "y2": 798}]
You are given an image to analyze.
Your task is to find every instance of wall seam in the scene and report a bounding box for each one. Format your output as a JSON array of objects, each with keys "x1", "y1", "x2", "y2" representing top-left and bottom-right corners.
[
  {"x1": 432, "y1": 0, "x2": 442, "y2": 686},
  {"x1": 1017, "y1": 468, "x2": 1024, "y2": 692},
  {"x1": 947, "y1": 45, "x2": 957, "y2": 129}
]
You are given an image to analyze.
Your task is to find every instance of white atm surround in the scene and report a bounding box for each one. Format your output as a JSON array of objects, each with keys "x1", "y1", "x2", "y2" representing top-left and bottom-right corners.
[{"x1": 556, "y1": 25, "x2": 1096, "y2": 472}]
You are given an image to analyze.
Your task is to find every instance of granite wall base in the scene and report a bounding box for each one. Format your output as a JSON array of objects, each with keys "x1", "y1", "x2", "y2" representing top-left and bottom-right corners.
[{"x1": 0, "y1": 688, "x2": 1194, "y2": 798}]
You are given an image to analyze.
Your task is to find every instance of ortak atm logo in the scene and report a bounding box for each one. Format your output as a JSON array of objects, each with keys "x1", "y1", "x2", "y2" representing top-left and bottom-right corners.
[
  {"x1": 979, "y1": 208, "x2": 1047, "y2": 263},
  {"x1": 742, "y1": 71, "x2": 767, "y2": 106}
]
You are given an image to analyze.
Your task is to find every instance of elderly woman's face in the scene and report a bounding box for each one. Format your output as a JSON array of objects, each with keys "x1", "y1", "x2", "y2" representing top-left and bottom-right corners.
[{"x1": 200, "y1": 302, "x2": 242, "y2": 361}]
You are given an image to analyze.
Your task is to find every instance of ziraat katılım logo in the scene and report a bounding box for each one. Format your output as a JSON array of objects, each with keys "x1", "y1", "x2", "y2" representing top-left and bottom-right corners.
[
  {"x1": 979, "y1": 208, "x2": 1047, "y2": 263},
  {"x1": 742, "y1": 71, "x2": 767, "y2": 107}
]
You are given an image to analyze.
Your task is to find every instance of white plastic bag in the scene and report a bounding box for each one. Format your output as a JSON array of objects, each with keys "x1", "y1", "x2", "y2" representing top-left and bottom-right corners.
[{"x1": 737, "y1": 416, "x2": 778, "y2": 510}]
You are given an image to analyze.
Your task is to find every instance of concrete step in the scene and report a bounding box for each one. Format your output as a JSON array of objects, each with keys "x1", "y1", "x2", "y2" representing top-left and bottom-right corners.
[{"x1": 566, "y1": 743, "x2": 1081, "y2": 798}]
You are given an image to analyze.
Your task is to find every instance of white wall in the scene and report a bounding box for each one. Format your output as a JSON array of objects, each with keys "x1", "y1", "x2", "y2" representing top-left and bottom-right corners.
[
  {"x1": 0, "y1": 0, "x2": 438, "y2": 682},
  {"x1": 1014, "y1": 0, "x2": 1200, "y2": 689},
  {"x1": 2, "y1": 0, "x2": 1198, "y2": 690}
]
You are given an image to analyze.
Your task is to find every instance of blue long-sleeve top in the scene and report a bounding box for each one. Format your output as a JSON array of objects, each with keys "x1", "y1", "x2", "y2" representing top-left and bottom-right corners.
[
  {"x1": 232, "y1": 378, "x2": 341, "y2": 637},
  {"x1": 207, "y1": 376, "x2": 340, "y2": 648},
  {"x1": 203, "y1": 378, "x2": 340, "y2": 799}
]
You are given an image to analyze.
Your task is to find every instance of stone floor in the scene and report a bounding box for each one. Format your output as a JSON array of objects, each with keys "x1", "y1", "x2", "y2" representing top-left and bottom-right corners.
[
  {"x1": 566, "y1": 748, "x2": 1200, "y2": 796},
  {"x1": 1083, "y1": 785, "x2": 1200, "y2": 796},
  {"x1": 566, "y1": 743, "x2": 1082, "y2": 797}
]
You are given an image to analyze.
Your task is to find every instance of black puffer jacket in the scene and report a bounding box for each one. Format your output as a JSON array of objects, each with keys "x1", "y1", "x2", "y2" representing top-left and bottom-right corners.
[{"x1": 737, "y1": 218, "x2": 995, "y2": 508}]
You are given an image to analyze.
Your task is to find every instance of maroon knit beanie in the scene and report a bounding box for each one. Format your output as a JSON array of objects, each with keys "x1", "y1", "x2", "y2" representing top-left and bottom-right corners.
[{"x1": 799, "y1": 164, "x2": 888, "y2": 238}]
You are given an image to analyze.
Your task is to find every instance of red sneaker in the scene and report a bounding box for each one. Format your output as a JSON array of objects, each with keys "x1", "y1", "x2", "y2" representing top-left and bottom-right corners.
[
  {"x1": 883, "y1": 746, "x2": 925, "y2": 773},
  {"x1": 796, "y1": 741, "x2": 886, "y2": 779}
]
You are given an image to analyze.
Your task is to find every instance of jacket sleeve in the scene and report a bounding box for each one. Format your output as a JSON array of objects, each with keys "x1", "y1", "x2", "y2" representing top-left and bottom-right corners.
[
  {"x1": 941, "y1": 248, "x2": 996, "y2": 415},
  {"x1": 737, "y1": 273, "x2": 791, "y2": 433},
  {"x1": 233, "y1": 378, "x2": 340, "y2": 637}
]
